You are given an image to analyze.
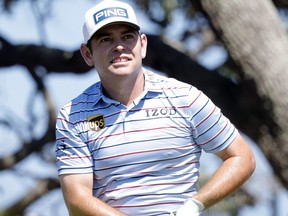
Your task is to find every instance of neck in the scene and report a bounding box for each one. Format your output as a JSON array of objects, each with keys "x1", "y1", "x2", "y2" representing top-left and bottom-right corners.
[{"x1": 101, "y1": 69, "x2": 145, "y2": 106}]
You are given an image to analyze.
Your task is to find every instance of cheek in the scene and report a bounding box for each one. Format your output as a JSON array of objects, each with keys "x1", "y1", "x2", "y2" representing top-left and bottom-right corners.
[
  {"x1": 93, "y1": 54, "x2": 110, "y2": 72},
  {"x1": 92, "y1": 51, "x2": 106, "y2": 64}
]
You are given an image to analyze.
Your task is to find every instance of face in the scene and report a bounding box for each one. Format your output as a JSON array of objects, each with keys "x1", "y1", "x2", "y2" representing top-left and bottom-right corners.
[{"x1": 80, "y1": 24, "x2": 147, "y2": 81}]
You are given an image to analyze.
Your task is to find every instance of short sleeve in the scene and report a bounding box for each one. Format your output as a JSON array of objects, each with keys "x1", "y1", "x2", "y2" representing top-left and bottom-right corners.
[
  {"x1": 55, "y1": 106, "x2": 93, "y2": 175},
  {"x1": 189, "y1": 88, "x2": 238, "y2": 153}
]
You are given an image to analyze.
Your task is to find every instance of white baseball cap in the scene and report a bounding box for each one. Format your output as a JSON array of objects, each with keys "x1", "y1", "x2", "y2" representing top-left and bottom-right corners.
[{"x1": 83, "y1": 0, "x2": 140, "y2": 44}]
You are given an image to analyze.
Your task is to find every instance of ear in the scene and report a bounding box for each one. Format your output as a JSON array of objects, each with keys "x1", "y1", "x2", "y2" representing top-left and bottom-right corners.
[
  {"x1": 80, "y1": 44, "x2": 94, "y2": 67},
  {"x1": 140, "y1": 34, "x2": 148, "y2": 59}
]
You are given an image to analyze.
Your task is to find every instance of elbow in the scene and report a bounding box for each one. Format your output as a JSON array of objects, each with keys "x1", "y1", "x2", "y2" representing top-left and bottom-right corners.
[
  {"x1": 246, "y1": 150, "x2": 256, "y2": 178},
  {"x1": 251, "y1": 154, "x2": 256, "y2": 174}
]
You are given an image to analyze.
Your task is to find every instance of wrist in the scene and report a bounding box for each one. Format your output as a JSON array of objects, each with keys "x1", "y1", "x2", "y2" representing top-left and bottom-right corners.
[
  {"x1": 189, "y1": 198, "x2": 204, "y2": 211},
  {"x1": 170, "y1": 198, "x2": 204, "y2": 216}
]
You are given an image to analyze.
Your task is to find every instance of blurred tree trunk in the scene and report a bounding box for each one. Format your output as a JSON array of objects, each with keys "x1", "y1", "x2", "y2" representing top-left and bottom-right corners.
[
  {"x1": 200, "y1": 0, "x2": 288, "y2": 188},
  {"x1": 2, "y1": 0, "x2": 288, "y2": 213}
]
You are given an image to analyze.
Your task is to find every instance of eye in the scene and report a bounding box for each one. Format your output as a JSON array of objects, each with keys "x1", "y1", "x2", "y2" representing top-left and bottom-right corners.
[
  {"x1": 96, "y1": 37, "x2": 113, "y2": 47},
  {"x1": 123, "y1": 34, "x2": 134, "y2": 39},
  {"x1": 99, "y1": 37, "x2": 112, "y2": 43},
  {"x1": 122, "y1": 33, "x2": 137, "y2": 44}
]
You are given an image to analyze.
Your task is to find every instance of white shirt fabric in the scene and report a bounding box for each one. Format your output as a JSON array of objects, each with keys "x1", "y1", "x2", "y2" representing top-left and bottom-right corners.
[{"x1": 55, "y1": 70, "x2": 237, "y2": 215}]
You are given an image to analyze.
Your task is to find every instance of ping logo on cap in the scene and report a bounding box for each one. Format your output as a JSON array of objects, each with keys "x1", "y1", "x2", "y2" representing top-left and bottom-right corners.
[{"x1": 93, "y1": 7, "x2": 128, "y2": 24}]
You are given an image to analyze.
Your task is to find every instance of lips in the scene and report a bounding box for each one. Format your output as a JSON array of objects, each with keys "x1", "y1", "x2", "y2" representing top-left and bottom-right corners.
[{"x1": 111, "y1": 56, "x2": 130, "y2": 63}]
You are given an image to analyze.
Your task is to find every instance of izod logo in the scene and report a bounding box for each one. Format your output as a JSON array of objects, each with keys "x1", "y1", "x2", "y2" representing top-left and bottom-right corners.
[{"x1": 88, "y1": 114, "x2": 105, "y2": 132}]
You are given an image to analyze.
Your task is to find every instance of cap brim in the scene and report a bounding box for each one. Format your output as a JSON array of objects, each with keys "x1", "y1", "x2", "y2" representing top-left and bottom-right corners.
[{"x1": 88, "y1": 21, "x2": 140, "y2": 42}]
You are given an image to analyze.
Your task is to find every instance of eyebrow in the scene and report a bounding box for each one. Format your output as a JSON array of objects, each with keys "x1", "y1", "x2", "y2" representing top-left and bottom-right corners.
[{"x1": 93, "y1": 28, "x2": 139, "y2": 40}]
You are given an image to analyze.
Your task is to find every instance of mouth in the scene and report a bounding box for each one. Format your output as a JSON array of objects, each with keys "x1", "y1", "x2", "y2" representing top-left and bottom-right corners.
[{"x1": 110, "y1": 56, "x2": 131, "y2": 64}]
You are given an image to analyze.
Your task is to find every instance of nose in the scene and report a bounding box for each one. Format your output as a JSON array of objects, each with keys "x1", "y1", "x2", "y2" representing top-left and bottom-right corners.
[
  {"x1": 113, "y1": 38, "x2": 125, "y2": 52},
  {"x1": 113, "y1": 44, "x2": 125, "y2": 52}
]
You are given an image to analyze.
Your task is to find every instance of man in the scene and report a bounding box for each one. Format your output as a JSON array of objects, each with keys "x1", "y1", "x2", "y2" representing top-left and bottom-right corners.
[{"x1": 55, "y1": 0, "x2": 255, "y2": 215}]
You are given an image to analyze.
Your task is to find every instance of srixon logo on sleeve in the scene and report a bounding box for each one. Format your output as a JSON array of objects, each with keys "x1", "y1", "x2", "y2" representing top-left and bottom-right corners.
[{"x1": 93, "y1": 7, "x2": 128, "y2": 24}]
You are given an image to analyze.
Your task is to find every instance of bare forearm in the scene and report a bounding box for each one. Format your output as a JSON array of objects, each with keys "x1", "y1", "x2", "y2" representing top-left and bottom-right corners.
[
  {"x1": 60, "y1": 174, "x2": 127, "y2": 216},
  {"x1": 194, "y1": 155, "x2": 255, "y2": 209},
  {"x1": 68, "y1": 195, "x2": 127, "y2": 216}
]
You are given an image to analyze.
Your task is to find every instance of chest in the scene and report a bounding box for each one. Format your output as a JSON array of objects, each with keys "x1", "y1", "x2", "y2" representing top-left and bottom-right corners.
[{"x1": 83, "y1": 105, "x2": 199, "y2": 179}]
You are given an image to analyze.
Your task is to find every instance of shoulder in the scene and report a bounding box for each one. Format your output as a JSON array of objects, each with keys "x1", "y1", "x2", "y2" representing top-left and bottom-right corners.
[
  {"x1": 149, "y1": 70, "x2": 206, "y2": 98},
  {"x1": 58, "y1": 82, "x2": 101, "y2": 116},
  {"x1": 144, "y1": 69, "x2": 196, "y2": 93}
]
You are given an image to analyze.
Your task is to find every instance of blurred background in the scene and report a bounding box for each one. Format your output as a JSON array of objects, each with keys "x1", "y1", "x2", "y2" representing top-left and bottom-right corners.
[{"x1": 1, "y1": 0, "x2": 288, "y2": 215}]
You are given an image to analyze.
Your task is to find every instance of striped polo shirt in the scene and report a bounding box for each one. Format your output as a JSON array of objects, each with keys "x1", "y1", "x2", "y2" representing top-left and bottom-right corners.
[{"x1": 55, "y1": 70, "x2": 237, "y2": 215}]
